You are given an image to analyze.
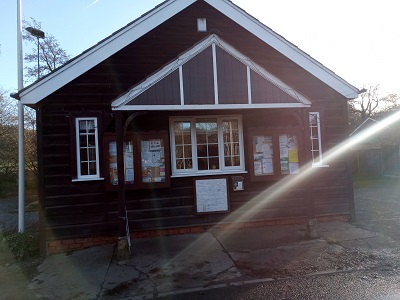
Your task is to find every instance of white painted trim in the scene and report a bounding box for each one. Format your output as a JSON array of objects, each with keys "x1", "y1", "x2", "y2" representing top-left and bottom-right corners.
[
  {"x1": 247, "y1": 66, "x2": 252, "y2": 104},
  {"x1": 179, "y1": 65, "x2": 185, "y2": 105},
  {"x1": 212, "y1": 43, "x2": 219, "y2": 105},
  {"x1": 205, "y1": 0, "x2": 359, "y2": 99},
  {"x1": 309, "y1": 112, "x2": 325, "y2": 166},
  {"x1": 75, "y1": 117, "x2": 101, "y2": 179},
  {"x1": 112, "y1": 35, "x2": 312, "y2": 109},
  {"x1": 171, "y1": 170, "x2": 247, "y2": 178},
  {"x1": 72, "y1": 177, "x2": 105, "y2": 182},
  {"x1": 20, "y1": 0, "x2": 196, "y2": 105},
  {"x1": 311, "y1": 164, "x2": 329, "y2": 168},
  {"x1": 115, "y1": 103, "x2": 309, "y2": 111}
]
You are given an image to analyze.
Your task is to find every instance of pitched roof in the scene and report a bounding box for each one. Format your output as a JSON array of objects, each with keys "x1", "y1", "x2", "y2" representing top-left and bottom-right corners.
[{"x1": 19, "y1": 0, "x2": 359, "y2": 105}]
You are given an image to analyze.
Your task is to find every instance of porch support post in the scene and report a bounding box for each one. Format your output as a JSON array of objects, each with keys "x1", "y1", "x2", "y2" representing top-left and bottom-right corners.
[
  {"x1": 115, "y1": 111, "x2": 130, "y2": 260},
  {"x1": 306, "y1": 170, "x2": 319, "y2": 239}
]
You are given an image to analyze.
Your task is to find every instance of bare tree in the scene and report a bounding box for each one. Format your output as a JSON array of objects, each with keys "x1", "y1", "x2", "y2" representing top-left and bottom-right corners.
[
  {"x1": 0, "y1": 89, "x2": 39, "y2": 196},
  {"x1": 23, "y1": 18, "x2": 70, "y2": 83},
  {"x1": 348, "y1": 84, "x2": 399, "y2": 131},
  {"x1": 0, "y1": 89, "x2": 18, "y2": 185}
]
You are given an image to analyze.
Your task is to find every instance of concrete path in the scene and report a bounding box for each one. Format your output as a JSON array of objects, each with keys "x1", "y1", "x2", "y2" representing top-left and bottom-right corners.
[{"x1": 29, "y1": 221, "x2": 400, "y2": 300}]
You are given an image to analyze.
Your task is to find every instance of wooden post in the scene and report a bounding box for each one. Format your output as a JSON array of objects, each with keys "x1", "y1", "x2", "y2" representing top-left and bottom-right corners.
[{"x1": 115, "y1": 111, "x2": 130, "y2": 260}]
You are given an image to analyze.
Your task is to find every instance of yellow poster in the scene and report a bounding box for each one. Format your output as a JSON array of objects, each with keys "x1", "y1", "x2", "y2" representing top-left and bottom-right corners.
[{"x1": 288, "y1": 148, "x2": 299, "y2": 163}]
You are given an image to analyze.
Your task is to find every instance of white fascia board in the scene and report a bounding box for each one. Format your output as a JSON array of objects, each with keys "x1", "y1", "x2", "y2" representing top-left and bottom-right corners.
[
  {"x1": 114, "y1": 103, "x2": 309, "y2": 111},
  {"x1": 112, "y1": 34, "x2": 312, "y2": 109},
  {"x1": 205, "y1": 0, "x2": 359, "y2": 99},
  {"x1": 19, "y1": 0, "x2": 196, "y2": 105}
]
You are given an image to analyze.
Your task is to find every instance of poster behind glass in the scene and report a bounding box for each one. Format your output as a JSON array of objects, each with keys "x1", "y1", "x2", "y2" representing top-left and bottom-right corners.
[
  {"x1": 141, "y1": 138, "x2": 166, "y2": 183},
  {"x1": 279, "y1": 134, "x2": 299, "y2": 174},
  {"x1": 253, "y1": 135, "x2": 274, "y2": 176},
  {"x1": 109, "y1": 141, "x2": 134, "y2": 186}
]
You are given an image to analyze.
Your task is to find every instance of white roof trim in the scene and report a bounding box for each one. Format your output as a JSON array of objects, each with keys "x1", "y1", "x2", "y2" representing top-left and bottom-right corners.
[
  {"x1": 116, "y1": 103, "x2": 309, "y2": 111},
  {"x1": 205, "y1": 0, "x2": 359, "y2": 99},
  {"x1": 20, "y1": 0, "x2": 358, "y2": 105},
  {"x1": 112, "y1": 34, "x2": 312, "y2": 109},
  {"x1": 20, "y1": 0, "x2": 196, "y2": 105}
]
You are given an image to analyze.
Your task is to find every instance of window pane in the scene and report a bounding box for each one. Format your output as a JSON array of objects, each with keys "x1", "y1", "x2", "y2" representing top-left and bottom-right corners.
[
  {"x1": 175, "y1": 134, "x2": 183, "y2": 145},
  {"x1": 176, "y1": 146, "x2": 184, "y2": 158},
  {"x1": 225, "y1": 156, "x2": 240, "y2": 167},
  {"x1": 197, "y1": 144, "x2": 207, "y2": 157},
  {"x1": 198, "y1": 158, "x2": 208, "y2": 170},
  {"x1": 79, "y1": 135, "x2": 87, "y2": 147},
  {"x1": 209, "y1": 157, "x2": 219, "y2": 170},
  {"x1": 81, "y1": 162, "x2": 88, "y2": 175},
  {"x1": 80, "y1": 148, "x2": 88, "y2": 161},
  {"x1": 208, "y1": 132, "x2": 218, "y2": 143},
  {"x1": 79, "y1": 120, "x2": 87, "y2": 132},
  {"x1": 176, "y1": 159, "x2": 184, "y2": 169},
  {"x1": 183, "y1": 133, "x2": 191, "y2": 144},
  {"x1": 208, "y1": 144, "x2": 219, "y2": 156},
  {"x1": 177, "y1": 158, "x2": 193, "y2": 170},
  {"x1": 88, "y1": 147, "x2": 96, "y2": 161},
  {"x1": 196, "y1": 133, "x2": 207, "y2": 144},
  {"x1": 89, "y1": 162, "x2": 97, "y2": 175}
]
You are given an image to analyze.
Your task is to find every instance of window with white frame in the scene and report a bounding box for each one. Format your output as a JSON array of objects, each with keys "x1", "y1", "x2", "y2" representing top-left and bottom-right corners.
[
  {"x1": 170, "y1": 115, "x2": 244, "y2": 176},
  {"x1": 75, "y1": 117, "x2": 100, "y2": 179},
  {"x1": 309, "y1": 112, "x2": 323, "y2": 166}
]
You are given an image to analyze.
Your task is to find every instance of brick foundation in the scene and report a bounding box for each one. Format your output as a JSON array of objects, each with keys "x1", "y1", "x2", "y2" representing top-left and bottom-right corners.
[{"x1": 46, "y1": 214, "x2": 350, "y2": 255}]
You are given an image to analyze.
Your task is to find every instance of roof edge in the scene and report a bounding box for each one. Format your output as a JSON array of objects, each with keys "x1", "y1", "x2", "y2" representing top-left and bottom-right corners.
[
  {"x1": 20, "y1": 0, "x2": 196, "y2": 105},
  {"x1": 205, "y1": 0, "x2": 359, "y2": 99}
]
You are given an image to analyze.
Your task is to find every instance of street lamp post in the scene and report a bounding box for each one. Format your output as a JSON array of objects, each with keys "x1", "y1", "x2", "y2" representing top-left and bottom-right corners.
[
  {"x1": 17, "y1": 0, "x2": 24, "y2": 233},
  {"x1": 25, "y1": 27, "x2": 45, "y2": 79}
]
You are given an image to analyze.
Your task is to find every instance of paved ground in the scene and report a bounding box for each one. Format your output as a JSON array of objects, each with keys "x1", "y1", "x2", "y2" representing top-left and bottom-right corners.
[{"x1": 2, "y1": 178, "x2": 400, "y2": 299}]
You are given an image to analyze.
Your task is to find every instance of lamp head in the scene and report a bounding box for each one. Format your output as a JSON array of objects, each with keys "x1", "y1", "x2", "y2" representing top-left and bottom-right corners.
[{"x1": 26, "y1": 27, "x2": 45, "y2": 39}]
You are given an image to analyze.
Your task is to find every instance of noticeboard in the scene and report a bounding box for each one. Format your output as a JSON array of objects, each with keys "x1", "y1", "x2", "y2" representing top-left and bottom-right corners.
[{"x1": 194, "y1": 177, "x2": 229, "y2": 214}]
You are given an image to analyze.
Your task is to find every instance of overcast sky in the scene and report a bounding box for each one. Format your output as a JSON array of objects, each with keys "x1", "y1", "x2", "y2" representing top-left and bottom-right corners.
[{"x1": 1, "y1": 0, "x2": 400, "y2": 97}]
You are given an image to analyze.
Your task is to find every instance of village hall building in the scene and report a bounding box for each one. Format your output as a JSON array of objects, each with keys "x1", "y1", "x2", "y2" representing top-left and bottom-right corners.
[{"x1": 18, "y1": 0, "x2": 359, "y2": 255}]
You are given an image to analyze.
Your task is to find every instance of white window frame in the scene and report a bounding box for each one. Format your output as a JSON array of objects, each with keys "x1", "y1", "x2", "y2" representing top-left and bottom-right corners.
[
  {"x1": 74, "y1": 117, "x2": 101, "y2": 180},
  {"x1": 170, "y1": 115, "x2": 245, "y2": 177},
  {"x1": 309, "y1": 112, "x2": 328, "y2": 167}
]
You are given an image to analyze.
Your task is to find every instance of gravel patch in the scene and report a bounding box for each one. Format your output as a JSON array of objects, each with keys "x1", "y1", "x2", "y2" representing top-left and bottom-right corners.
[{"x1": 0, "y1": 198, "x2": 39, "y2": 232}]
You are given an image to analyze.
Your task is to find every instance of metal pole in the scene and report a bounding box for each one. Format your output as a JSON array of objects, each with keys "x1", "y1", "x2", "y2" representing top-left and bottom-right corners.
[
  {"x1": 37, "y1": 37, "x2": 40, "y2": 79},
  {"x1": 17, "y1": 0, "x2": 25, "y2": 233}
]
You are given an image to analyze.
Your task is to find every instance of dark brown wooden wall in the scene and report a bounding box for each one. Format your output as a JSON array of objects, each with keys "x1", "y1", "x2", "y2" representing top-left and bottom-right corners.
[{"x1": 38, "y1": 104, "x2": 354, "y2": 241}]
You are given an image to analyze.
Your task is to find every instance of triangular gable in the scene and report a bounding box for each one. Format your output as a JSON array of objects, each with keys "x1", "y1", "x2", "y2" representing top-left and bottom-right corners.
[
  {"x1": 112, "y1": 35, "x2": 311, "y2": 110},
  {"x1": 19, "y1": 0, "x2": 359, "y2": 105}
]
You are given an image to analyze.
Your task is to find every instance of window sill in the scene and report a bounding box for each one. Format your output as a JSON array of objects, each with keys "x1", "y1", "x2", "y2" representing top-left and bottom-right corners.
[
  {"x1": 72, "y1": 177, "x2": 104, "y2": 182},
  {"x1": 311, "y1": 164, "x2": 329, "y2": 168},
  {"x1": 171, "y1": 170, "x2": 247, "y2": 178}
]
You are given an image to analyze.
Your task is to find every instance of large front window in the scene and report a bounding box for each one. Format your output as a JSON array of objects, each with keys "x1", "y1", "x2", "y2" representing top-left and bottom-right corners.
[{"x1": 170, "y1": 115, "x2": 244, "y2": 176}]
